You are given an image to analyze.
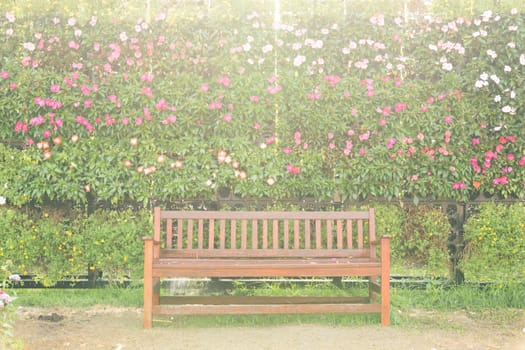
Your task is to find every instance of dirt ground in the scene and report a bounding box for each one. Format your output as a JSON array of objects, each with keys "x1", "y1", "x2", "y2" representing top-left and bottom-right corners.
[{"x1": 11, "y1": 306, "x2": 525, "y2": 350}]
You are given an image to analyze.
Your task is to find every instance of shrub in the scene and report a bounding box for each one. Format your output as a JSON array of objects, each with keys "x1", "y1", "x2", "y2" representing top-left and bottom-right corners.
[
  {"x1": 0, "y1": 207, "x2": 150, "y2": 286},
  {"x1": 460, "y1": 202, "x2": 525, "y2": 283},
  {"x1": 76, "y1": 209, "x2": 150, "y2": 283},
  {"x1": 389, "y1": 205, "x2": 451, "y2": 277}
]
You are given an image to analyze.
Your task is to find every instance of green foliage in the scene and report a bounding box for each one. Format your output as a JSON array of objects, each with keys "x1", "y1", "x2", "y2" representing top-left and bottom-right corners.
[
  {"x1": 376, "y1": 205, "x2": 451, "y2": 277},
  {"x1": 460, "y1": 202, "x2": 525, "y2": 283},
  {"x1": 1, "y1": 2, "x2": 525, "y2": 206},
  {"x1": 0, "y1": 207, "x2": 149, "y2": 286},
  {"x1": 1, "y1": 261, "x2": 22, "y2": 349}
]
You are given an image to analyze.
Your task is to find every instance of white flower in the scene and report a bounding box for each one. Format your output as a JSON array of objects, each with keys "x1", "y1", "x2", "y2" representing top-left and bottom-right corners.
[
  {"x1": 247, "y1": 36, "x2": 254, "y2": 43},
  {"x1": 442, "y1": 62, "x2": 453, "y2": 71},
  {"x1": 520, "y1": 54, "x2": 525, "y2": 65},
  {"x1": 342, "y1": 47, "x2": 350, "y2": 54},
  {"x1": 486, "y1": 49, "x2": 497, "y2": 59},
  {"x1": 490, "y1": 74, "x2": 500, "y2": 84},
  {"x1": 502, "y1": 105, "x2": 512, "y2": 113},
  {"x1": 475, "y1": 80, "x2": 484, "y2": 88},
  {"x1": 494, "y1": 95, "x2": 501, "y2": 102},
  {"x1": 480, "y1": 72, "x2": 488, "y2": 80},
  {"x1": 242, "y1": 42, "x2": 251, "y2": 52},
  {"x1": 509, "y1": 25, "x2": 518, "y2": 31},
  {"x1": 292, "y1": 42, "x2": 302, "y2": 51},
  {"x1": 508, "y1": 42, "x2": 516, "y2": 48},
  {"x1": 67, "y1": 17, "x2": 76, "y2": 26},
  {"x1": 0, "y1": 196, "x2": 6, "y2": 205},
  {"x1": 313, "y1": 40, "x2": 323, "y2": 49},
  {"x1": 511, "y1": 8, "x2": 518, "y2": 15},
  {"x1": 262, "y1": 44, "x2": 273, "y2": 54},
  {"x1": 428, "y1": 44, "x2": 438, "y2": 51},
  {"x1": 119, "y1": 32, "x2": 128, "y2": 42},
  {"x1": 510, "y1": 90, "x2": 516, "y2": 99},
  {"x1": 504, "y1": 65, "x2": 512, "y2": 72},
  {"x1": 293, "y1": 55, "x2": 306, "y2": 67},
  {"x1": 23, "y1": 42, "x2": 35, "y2": 51},
  {"x1": 5, "y1": 12, "x2": 16, "y2": 23}
]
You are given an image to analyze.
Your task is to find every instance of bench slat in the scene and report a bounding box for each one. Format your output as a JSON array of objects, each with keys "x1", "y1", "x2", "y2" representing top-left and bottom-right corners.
[
  {"x1": 159, "y1": 211, "x2": 371, "y2": 220},
  {"x1": 153, "y1": 303, "x2": 381, "y2": 316},
  {"x1": 159, "y1": 250, "x2": 372, "y2": 259}
]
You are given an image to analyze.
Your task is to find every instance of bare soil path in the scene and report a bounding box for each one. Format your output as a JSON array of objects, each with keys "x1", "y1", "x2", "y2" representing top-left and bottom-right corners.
[{"x1": 12, "y1": 306, "x2": 525, "y2": 350}]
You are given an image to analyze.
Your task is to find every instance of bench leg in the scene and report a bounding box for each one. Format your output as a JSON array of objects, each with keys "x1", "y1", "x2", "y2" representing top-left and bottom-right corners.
[
  {"x1": 144, "y1": 239, "x2": 154, "y2": 328},
  {"x1": 368, "y1": 276, "x2": 378, "y2": 303},
  {"x1": 380, "y1": 236, "x2": 391, "y2": 326}
]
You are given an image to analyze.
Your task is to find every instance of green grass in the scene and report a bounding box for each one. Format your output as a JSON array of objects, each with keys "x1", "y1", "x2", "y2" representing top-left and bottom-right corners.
[{"x1": 12, "y1": 281, "x2": 524, "y2": 328}]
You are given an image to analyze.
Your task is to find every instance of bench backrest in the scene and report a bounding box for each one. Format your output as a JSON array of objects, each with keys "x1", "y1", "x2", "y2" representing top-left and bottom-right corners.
[{"x1": 154, "y1": 207, "x2": 377, "y2": 259}]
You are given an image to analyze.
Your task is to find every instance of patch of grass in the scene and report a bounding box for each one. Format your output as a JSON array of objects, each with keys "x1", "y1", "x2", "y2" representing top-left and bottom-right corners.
[
  {"x1": 15, "y1": 286, "x2": 143, "y2": 308},
  {"x1": 154, "y1": 313, "x2": 381, "y2": 328},
  {"x1": 13, "y1": 281, "x2": 524, "y2": 329}
]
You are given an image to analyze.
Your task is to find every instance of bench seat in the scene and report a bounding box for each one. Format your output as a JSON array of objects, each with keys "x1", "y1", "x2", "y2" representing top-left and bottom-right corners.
[{"x1": 153, "y1": 257, "x2": 382, "y2": 278}]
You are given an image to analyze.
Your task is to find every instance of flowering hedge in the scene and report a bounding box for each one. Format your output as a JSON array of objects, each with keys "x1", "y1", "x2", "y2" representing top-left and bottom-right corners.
[{"x1": 1, "y1": 3, "x2": 524, "y2": 206}]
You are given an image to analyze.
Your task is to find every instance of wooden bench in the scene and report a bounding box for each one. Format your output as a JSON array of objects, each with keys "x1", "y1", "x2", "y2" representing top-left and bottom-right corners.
[{"x1": 143, "y1": 207, "x2": 391, "y2": 328}]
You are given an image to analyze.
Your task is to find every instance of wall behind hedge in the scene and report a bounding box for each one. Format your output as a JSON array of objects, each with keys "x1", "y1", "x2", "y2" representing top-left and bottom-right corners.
[{"x1": 1, "y1": 2, "x2": 524, "y2": 207}]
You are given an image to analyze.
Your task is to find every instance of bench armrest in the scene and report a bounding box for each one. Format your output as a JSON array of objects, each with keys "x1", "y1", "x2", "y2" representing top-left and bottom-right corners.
[
  {"x1": 370, "y1": 235, "x2": 391, "y2": 247},
  {"x1": 143, "y1": 237, "x2": 161, "y2": 247}
]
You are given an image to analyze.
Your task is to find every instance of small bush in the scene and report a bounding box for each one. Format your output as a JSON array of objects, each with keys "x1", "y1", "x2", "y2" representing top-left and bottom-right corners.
[
  {"x1": 378, "y1": 205, "x2": 451, "y2": 277},
  {"x1": 0, "y1": 207, "x2": 150, "y2": 286},
  {"x1": 460, "y1": 202, "x2": 525, "y2": 283}
]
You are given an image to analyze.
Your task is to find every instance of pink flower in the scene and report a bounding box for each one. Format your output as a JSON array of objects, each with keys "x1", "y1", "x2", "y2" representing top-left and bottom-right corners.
[
  {"x1": 201, "y1": 83, "x2": 209, "y2": 92},
  {"x1": 359, "y1": 131, "x2": 370, "y2": 141},
  {"x1": 286, "y1": 164, "x2": 301, "y2": 175},
  {"x1": 161, "y1": 116, "x2": 177, "y2": 125},
  {"x1": 223, "y1": 114, "x2": 232, "y2": 122},
  {"x1": 421, "y1": 105, "x2": 428, "y2": 112},
  {"x1": 267, "y1": 85, "x2": 282, "y2": 94},
  {"x1": 493, "y1": 176, "x2": 508, "y2": 185},
  {"x1": 386, "y1": 138, "x2": 396, "y2": 149},
  {"x1": 283, "y1": 147, "x2": 292, "y2": 154},
  {"x1": 472, "y1": 138, "x2": 480, "y2": 145},
  {"x1": 50, "y1": 85, "x2": 60, "y2": 93},
  {"x1": 15, "y1": 121, "x2": 28, "y2": 134},
  {"x1": 267, "y1": 75, "x2": 278, "y2": 84},
  {"x1": 444, "y1": 115, "x2": 453, "y2": 123},
  {"x1": 155, "y1": 99, "x2": 168, "y2": 111},
  {"x1": 1, "y1": 71, "x2": 9, "y2": 79},
  {"x1": 307, "y1": 93, "x2": 322, "y2": 100},
  {"x1": 417, "y1": 133, "x2": 425, "y2": 142},
  {"x1": 217, "y1": 76, "x2": 231, "y2": 87},
  {"x1": 30, "y1": 115, "x2": 45, "y2": 125},
  {"x1": 135, "y1": 118, "x2": 143, "y2": 126},
  {"x1": 265, "y1": 136, "x2": 276, "y2": 145},
  {"x1": 253, "y1": 122, "x2": 260, "y2": 130},
  {"x1": 250, "y1": 95, "x2": 260, "y2": 102},
  {"x1": 452, "y1": 182, "x2": 466, "y2": 189},
  {"x1": 141, "y1": 87, "x2": 153, "y2": 98}
]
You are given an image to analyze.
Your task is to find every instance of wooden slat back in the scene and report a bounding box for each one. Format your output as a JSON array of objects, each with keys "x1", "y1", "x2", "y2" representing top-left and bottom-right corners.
[{"x1": 156, "y1": 208, "x2": 376, "y2": 258}]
